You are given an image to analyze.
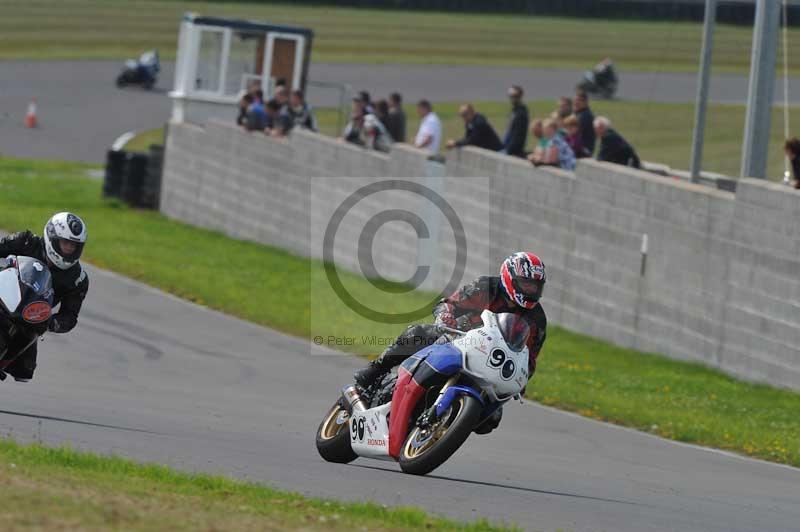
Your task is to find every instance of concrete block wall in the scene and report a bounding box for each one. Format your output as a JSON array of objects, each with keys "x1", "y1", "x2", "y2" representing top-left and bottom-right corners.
[
  {"x1": 161, "y1": 121, "x2": 800, "y2": 390},
  {"x1": 445, "y1": 148, "x2": 800, "y2": 389}
]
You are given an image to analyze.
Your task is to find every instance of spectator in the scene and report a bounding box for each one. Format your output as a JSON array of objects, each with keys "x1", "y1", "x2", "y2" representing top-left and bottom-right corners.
[
  {"x1": 594, "y1": 116, "x2": 641, "y2": 168},
  {"x1": 550, "y1": 111, "x2": 567, "y2": 138},
  {"x1": 363, "y1": 114, "x2": 393, "y2": 153},
  {"x1": 342, "y1": 103, "x2": 366, "y2": 146},
  {"x1": 557, "y1": 96, "x2": 573, "y2": 119},
  {"x1": 264, "y1": 99, "x2": 292, "y2": 138},
  {"x1": 501, "y1": 85, "x2": 529, "y2": 158},
  {"x1": 784, "y1": 137, "x2": 800, "y2": 189},
  {"x1": 528, "y1": 118, "x2": 546, "y2": 160},
  {"x1": 384, "y1": 92, "x2": 406, "y2": 143},
  {"x1": 446, "y1": 104, "x2": 502, "y2": 151},
  {"x1": 274, "y1": 85, "x2": 290, "y2": 110},
  {"x1": 243, "y1": 91, "x2": 268, "y2": 131},
  {"x1": 413, "y1": 99, "x2": 442, "y2": 154},
  {"x1": 288, "y1": 89, "x2": 318, "y2": 132},
  {"x1": 374, "y1": 99, "x2": 390, "y2": 128},
  {"x1": 528, "y1": 119, "x2": 575, "y2": 170},
  {"x1": 237, "y1": 93, "x2": 253, "y2": 127},
  {"x1": 357, "y1": 90, "x2": 374, "y2": 114},
  {"x1": 564, "y1": 114, "x2": 590, "y2": 158},
  {"x1": 574, "y1": 90, "x2": 596, "y2": 155}
]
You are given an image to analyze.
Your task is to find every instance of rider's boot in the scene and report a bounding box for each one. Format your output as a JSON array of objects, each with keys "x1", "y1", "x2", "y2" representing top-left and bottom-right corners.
[
  {"x1": 354, "y1": 324, "x2": 438, "y2": 389},
  {"x1": 353, "y1": 352, "x2": 395, "y2": 390},
  {"x1": 473, "y1": 407, "x2": 503, "y2": 435}
]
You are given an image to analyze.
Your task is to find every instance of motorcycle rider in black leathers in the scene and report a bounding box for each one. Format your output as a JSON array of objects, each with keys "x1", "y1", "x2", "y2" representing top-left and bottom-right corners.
[
  {"x1": 354, "y1": 252, "x2": 548, "y2": 434},
  {"x1": 0, "y1": 212, "x2": 89, "y2": 381}
]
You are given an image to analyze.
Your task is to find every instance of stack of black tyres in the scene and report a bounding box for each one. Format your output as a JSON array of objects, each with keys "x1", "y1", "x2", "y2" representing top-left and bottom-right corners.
[{"x1": 103, "y1": 144, "x2": 163, "y2": 209}]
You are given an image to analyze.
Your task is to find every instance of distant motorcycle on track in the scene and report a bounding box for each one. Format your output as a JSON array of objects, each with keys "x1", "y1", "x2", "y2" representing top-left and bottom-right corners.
[
  {"x1": 315, "y1": 310, "x2": 530, "y2": 475},
  {"x1": 577, "y1": 57, "x2": 618, "y2": 99},
  {"x1": 116, "y1": 49, "x2": 160, "y2": 90},
  {"x1": 0, "y1": 256, "x2": 53, "y2": 381}
]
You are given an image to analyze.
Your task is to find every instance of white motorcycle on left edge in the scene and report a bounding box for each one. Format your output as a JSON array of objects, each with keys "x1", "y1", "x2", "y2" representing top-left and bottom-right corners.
[
  {"x1": 315, "y1": 310, "x2": 531, "y2": 475},
  {"x1": 0, "y1": 256, "x2": 54, "y2": 380}
]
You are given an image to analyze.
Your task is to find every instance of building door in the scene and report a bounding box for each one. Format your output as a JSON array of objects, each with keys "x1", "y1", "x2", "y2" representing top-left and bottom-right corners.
[{"x1": 264, "y1": 33, "x2": 304, "y2": 93}]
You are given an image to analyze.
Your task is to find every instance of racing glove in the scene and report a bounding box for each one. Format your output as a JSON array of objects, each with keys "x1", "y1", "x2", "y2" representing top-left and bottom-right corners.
[
  {"x1": 435, "y1": 311, "x2": 457, "y2": 329},
  {"x1": 48, "y1": 316, "x2": 63, "y2": 333}
]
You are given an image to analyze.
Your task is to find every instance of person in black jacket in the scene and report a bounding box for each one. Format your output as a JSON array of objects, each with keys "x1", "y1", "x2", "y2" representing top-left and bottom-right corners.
[
  {"x1": 501, "y1": 85, "x2": 529, "y2": 158},
  {"x1": 784, "y1": 137, "x2": 800, "y2": 189},
  {"x1": 446, "y1": 104, "x2": 502, "y2": 152},
  {"x1": 574, "y1": 90, "x2": 596, "y2": 156},
  {"x1": 384, "y1": 92, "x2": 406, "y2": 143},
  {"x1": 594, "y1": 116, "x2": 641, "y2": 168},
  {"x1": 0, "y1": 212, "x2": 89, "y2": 381}
]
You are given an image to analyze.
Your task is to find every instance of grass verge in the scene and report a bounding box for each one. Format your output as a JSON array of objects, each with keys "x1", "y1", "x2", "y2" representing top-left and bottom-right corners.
[
  {"x1": 0, "y1": 157, "x2": 798, "y2": 468},
  {"x1": 1, "y1": 0, "x2": 797, "y2": 74},
  {"x1": 0, "y1": 438, "x2": 511, "y2": 531},
  {"x1": 123, "y1": 126, "x2": 165, "y2": 153}
]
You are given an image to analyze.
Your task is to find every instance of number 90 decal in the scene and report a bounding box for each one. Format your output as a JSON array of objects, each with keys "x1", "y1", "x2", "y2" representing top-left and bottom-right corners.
[
  {"x1": 487, "y1": 349, "x2": 516, "y2": 381},
  {"x1": 351, "y1": 417, "x2": 366, "y2": 441}
]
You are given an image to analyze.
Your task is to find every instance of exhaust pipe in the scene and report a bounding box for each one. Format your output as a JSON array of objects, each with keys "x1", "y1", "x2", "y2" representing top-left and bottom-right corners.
[{"x1": 342, "y1": 385, "x2": 367, "y2": 412}]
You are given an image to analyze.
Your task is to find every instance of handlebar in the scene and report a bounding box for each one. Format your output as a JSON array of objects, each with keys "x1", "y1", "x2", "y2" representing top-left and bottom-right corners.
[{"x1": 436, "y1": 325, "x2": 466, "y2": 336}]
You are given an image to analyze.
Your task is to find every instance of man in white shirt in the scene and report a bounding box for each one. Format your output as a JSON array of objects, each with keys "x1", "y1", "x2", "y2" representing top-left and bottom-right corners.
[{"x1": 413, "y1": 99, "x2": 442, "y2": 154}]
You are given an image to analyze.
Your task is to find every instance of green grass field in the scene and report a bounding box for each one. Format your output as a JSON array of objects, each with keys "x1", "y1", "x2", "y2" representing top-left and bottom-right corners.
[
  {"x1": 0, "y1": 439, "x2": 512, "y2": 531},
  {"x1": 1, "y1": 0, "x2": 797, "y2": 74},
  {"x1": 0, "y1": 157, "x2": 798, "y2": 468}
]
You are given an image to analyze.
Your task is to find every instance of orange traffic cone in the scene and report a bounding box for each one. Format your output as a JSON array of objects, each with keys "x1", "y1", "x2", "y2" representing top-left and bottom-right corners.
[{"x1": 25, "y1": 98, "x2": 37, "y2": 128}]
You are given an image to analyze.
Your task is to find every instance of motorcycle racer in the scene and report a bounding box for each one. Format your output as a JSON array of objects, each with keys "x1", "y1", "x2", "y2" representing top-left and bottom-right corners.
[
  {"x1": 353, "y1": 251, "x2": 547, "y2": 433},
  {"x1": 0, "y1": 212, "x2": 89, "y2": 381}
]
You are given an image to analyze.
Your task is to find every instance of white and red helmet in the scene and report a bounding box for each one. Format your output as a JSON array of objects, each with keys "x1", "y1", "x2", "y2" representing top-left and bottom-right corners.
[{"x1": 500, "y1": 252, "x2": 546, "y2": 309}]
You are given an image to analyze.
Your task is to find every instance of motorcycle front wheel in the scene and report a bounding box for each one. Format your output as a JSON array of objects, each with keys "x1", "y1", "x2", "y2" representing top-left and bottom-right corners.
[
  {"x1": 315, "y1": 400, "x2": 357, "y2": 464},
  {"x1": 398, "y1": 394, "x2": 482, "y2": 475}
]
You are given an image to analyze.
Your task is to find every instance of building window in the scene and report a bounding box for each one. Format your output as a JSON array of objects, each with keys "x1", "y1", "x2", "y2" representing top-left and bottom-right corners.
[
  {"x1": 225, "y1": 31, "x2": 264, "y2": 96},
  {"x1": 196, "y1": 29, "x2": 224, "y2": 93}
]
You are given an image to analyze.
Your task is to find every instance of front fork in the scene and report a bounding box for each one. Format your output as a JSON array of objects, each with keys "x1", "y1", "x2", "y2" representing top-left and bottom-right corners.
[{"x1": 416, "y1": 376, "x2": 458, "y2": 429}]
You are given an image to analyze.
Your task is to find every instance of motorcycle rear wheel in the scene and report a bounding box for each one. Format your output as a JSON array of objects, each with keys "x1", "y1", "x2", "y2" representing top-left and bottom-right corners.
[
  {"x1": 398, "y1": 394, "x2": 482, "y2": 475},
  {"x1": 315, "y1": 400, "x2": 357, "y2": 464}
]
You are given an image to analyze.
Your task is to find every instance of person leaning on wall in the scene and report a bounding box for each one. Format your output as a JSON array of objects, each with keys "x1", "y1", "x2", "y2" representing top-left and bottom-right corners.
[{"x1": 783, "y1": 137, "x2": 800, "y2": 189}]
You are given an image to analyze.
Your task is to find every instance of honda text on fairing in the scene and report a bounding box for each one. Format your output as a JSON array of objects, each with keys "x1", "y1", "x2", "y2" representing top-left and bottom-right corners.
[
  {"x1": 316, "y1": 310, "x2": 531, "y2": 475},
  {"x1": 116, "y1": 49, "x2": 160, "y2": 89},
  {"x1": 0, "y1": 256, "x2": 54, "y2": 381}
]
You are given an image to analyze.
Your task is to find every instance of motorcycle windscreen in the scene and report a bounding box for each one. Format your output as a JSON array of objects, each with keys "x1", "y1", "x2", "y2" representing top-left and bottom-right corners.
[
  {"x1": 139, "y1": 50, "x2": 158, "y2": 66},
  {"x1": 496, "y1": 313, "x2": 530, "y2": 352},
  {"x1": 16, "y1": 256, "x2": 54, "y2": 302},
  {"x1": 0, "y1": 268, "x2": 21, "y2": 313}
]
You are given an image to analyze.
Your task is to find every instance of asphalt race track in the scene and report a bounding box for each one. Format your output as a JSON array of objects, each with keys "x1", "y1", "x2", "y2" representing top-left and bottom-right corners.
[
  {"x1": 0, "y1": 266, "x2": 797, "y2": 531},
  {"x1": 1, "y1": 60, "x2": 799, "y2": 163}
]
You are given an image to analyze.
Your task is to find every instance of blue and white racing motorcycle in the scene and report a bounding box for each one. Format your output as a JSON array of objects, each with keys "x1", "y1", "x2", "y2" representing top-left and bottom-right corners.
[{"x1": 316, "y1": 310, "x2": 530, "y2": 475}]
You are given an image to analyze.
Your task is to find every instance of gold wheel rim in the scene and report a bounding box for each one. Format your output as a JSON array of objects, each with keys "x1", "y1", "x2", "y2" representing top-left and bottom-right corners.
[
  {"x1": 401, "y1": 397, "x2": 464, "y2": 459},
  {"x1": 320, "y1": 404, "x2": 349, "y2": 441}
]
